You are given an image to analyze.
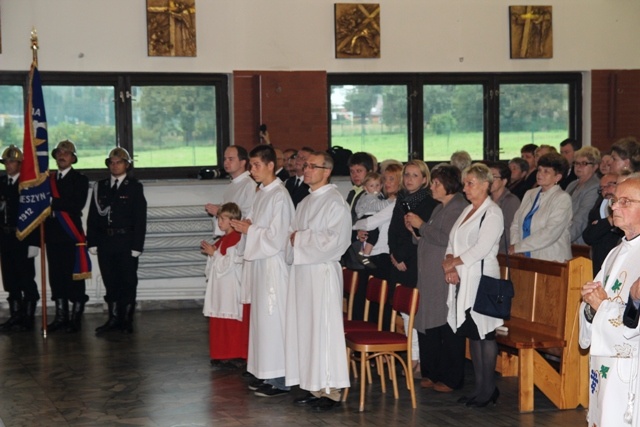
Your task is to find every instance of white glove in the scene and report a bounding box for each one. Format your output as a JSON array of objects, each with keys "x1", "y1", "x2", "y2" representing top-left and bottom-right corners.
[
  {"x1": 27, "y1": 246, "x2": 39, "y2": 258},
  {"x1": 88, "y1": 247, "x2": 97, "y2": 255},
  {"x1": 131, "y1": 250, "x2": 141, "y2": 258}
]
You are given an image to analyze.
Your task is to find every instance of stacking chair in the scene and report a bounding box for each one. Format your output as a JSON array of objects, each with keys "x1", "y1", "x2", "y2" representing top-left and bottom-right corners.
[
  {"x1": 343, "y1": 285, "x2": 420, "y2": 412},
  {"x1": 342, "y1": 268, "x2": 359, "y2": 321},
  {"x1": 343, "y1": 276, "x2": 388, "y2": 382},
  {"x1": 343, "y1": 276, "x2": 387, "y2": 334}
]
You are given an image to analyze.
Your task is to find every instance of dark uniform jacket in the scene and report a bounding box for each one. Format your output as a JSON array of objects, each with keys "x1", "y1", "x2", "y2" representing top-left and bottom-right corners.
[
  {"x1": 45, "y1": 169, "x2": 89, "y2": 243},
  {"x1": 87, "y1": 176, "x2": 147, "y2": 253},
  {"x1": 0, "y1": 175, "x2": 38, "y2": 250}
]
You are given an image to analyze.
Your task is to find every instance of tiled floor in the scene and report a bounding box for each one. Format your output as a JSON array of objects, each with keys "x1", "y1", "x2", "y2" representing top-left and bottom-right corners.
[{"x1": 0, "y1": 308, "x2": 588, "y2": 426}]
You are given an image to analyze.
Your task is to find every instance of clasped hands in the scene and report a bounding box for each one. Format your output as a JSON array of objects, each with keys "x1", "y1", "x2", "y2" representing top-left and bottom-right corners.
[
  {"x1": 581, "y1": 281, "x2": 608, "y2": 312},
  {"x1": 442, "y1": 254, "x2": 460, "y2": 285}
]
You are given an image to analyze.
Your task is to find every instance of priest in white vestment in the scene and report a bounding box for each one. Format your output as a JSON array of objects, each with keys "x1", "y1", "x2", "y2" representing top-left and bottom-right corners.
[
  {"x1": 232, "y1": 145, "x2": 294, "y2": 397},
  {"x1": 580, "y1": 176, "x2": 640, "y2": 427},
  {"x1": 286, "y1": 152, "x2": 352, "y2": 411}
]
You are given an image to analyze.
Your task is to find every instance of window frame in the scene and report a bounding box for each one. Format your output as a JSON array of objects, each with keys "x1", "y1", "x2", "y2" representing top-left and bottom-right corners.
[
  {"x1": 328, "y1": 72, "x2": 582, "y2": 164},
  {"x1": 0, "y1": 72, "x2": 229, "y2": 180}
]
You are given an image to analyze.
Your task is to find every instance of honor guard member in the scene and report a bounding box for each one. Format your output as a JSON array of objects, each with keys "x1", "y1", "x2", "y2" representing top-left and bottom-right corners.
[
  {"x1": 46, "y1": 140, "x2": 90, "y2": 333},
  {"x1": 88, "y1": 147, "x2": 147, "y2": 334},
  {"x1": 0, "y1": 146, "x2": 40, "y2": 332}
]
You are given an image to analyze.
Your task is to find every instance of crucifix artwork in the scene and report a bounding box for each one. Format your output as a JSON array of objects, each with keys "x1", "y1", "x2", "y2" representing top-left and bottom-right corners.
[
  {"x1": 147, "y1": 0, "x2": 197, "y2": 57},
  {"x1": 509, "y1": 6, "x2": 552, "y2": 59},
  {"x1": 335, "y1": 3, "x2": 381, "y2": 59}
]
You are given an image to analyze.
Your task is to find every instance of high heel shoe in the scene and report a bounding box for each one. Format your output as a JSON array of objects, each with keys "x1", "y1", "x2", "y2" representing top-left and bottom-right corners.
[
  {"x1": 458, "y1": 395, "x2": 475, "y2": 405},
  {"x1": 469, "y1": 387, "x2": 499, "y2": 408}
]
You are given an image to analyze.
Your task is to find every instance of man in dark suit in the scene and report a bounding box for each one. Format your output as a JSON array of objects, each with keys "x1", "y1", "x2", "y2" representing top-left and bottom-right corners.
[
  {"x1": 0, "y1": 146, "x2": 39, "y2": 332},
  {"x1": 345, "y1": 152, "x2": 374, "y2": 224},
  {"x1": 285, "y1": 147, "x2": 312, "y2": 208},
  {"x1": 88, "y1": 147, "x2": 147, "y2": 334},
  {"x1": 582, "y1": 173, "x2": 623, "y2": 276},
  {"x1": 559, "y1": 138, "x2": 580, "y2": 189},
  {"x1": 274, "y1": 148, "x2": 290, "y2": 182},
  {"x1": 45, "y1": 140, "x2": 90, "y2": 333}
]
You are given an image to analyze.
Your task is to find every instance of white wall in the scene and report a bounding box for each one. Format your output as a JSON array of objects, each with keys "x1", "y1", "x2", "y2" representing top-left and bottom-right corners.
[{"x1": 1, "y1": 0, "x2": 639, "y2": 73}]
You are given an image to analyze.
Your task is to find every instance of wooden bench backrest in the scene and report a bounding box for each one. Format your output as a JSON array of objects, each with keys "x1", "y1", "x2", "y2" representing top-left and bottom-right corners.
[{"x1": 499, "y1": 254, "x2": 592, "y2": 341}]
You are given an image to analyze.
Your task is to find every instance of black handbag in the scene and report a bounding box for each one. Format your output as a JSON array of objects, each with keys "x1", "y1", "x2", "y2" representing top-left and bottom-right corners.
[{"x1": 472, "y1": 213, "x2": 515, "y2": 320}]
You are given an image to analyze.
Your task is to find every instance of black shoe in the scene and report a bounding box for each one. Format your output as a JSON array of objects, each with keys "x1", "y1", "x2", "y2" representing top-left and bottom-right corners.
[
  {"x1": 468, "y1": 388, "x2": 499, "y2": 408},
  {"x1": 254, "y1": 384, "x2": 290, "y2": 397},
  {"x1": 356, "y1": 252, "x2": 377, "y2": 269},
  {"x1": 242, "y1": 371, "x2": 255, "y2": 379},
  {"x1": 458, "y1": 395, "x2": 475, "y2": 404},
  {"x1": 248, "y1": 379, "x2": 265, "y2": 391},
  {"x1": 294, "y1": 393, "x2": 320, "y2": 405},
  {"x1": 95, "y1": 302, "x2": 120, "y2": 335},
  {"x1": 311, "y1": 397, "x2": 341, "y2": 411}
]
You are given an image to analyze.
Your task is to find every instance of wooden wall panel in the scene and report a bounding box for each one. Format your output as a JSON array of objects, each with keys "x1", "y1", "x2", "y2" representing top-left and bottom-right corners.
[
  {"x1": 591, "y1": 70, "x2": 640, "y2": 151},
  {"x1": 233, "y1": 71, "x2": 328, "y2": 152}
]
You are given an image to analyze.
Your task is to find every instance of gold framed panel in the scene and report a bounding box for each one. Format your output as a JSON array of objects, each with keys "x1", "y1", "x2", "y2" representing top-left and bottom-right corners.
[
  {"x1": 509, "y1": 5, "x2": 553, "y2": 59},
  {"x1": 335, "y1": 3, "x2": 380, "y2": 59},
  {"x1": 147, "y1": 0, "x2": 197, "y2": 57}
]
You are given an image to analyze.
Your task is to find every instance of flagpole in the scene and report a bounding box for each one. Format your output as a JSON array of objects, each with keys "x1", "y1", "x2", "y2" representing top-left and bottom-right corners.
[{"x1": 30, "y1": 28, "x2": 49, "y2": 337}]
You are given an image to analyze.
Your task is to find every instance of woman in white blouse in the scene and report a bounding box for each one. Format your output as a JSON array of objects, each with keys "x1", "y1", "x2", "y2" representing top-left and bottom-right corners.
[
  {"x1": 508, "y1": 152, "x2": 572, "y2": 262},
  {"x1": 442, "y1": 163, "x2": 504, "y2": 408}
]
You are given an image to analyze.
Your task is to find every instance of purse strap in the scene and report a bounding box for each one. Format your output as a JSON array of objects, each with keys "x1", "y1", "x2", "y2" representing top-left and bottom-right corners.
[{"x1": 479, "y1": 209, "x2": 511, "y2": 280}]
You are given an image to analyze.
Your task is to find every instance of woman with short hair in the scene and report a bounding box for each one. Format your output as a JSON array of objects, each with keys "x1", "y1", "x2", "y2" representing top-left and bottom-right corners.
[
  {"x1": 443, "y1": 163, "x2": 504, "y2": 407},
  {"x1": 508, "y1": 152, "x2": 572, "y2": 261}
]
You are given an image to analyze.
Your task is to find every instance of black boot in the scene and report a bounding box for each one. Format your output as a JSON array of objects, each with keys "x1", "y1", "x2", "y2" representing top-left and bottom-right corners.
[
  {"x1": 15, "y1": 301, "x2": 37, "y2": 331},
  {"x1": 66, "y1": 300, "x2": 86, "y2": 333},
  {"x1": 121, "y1": 302, "x2": 136, "y2": 334},
  {"x1": 95, "y1": 302, "x2": 120, "y2": 335},
  {"x1": 46, "y1": 299, "x2": 69, "y2": 333},
  {"x1": 0, "y1": 300, "x2": 22, "y2": 332}
]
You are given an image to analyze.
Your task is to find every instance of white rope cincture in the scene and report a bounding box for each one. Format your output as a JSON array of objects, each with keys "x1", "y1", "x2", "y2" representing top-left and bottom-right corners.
[{"x1": 92, "y1": 181, "x2": 111, "y2": 223}]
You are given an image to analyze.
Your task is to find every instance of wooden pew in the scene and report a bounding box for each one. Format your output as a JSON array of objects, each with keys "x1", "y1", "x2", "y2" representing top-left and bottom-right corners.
[{"x1": 494, "y1": 255, "x2": 591, "y2": 412}]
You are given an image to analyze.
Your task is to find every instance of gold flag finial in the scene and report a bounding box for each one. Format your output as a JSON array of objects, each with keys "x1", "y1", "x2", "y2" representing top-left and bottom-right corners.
[{"x1": 31, "y1": 27, "x2": 39, "y2": 65}]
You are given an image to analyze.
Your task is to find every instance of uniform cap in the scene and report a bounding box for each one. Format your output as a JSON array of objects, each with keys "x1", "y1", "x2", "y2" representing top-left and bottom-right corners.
[
  {"x1": 106, "y1": 147, "x2": 133, "y2": 166},
  {"x1": 0, "y1": 145, "x2": 24, "y2": 164},
  {"x1": 51, "y1": 140, "x2": 78, "y2": 164}
]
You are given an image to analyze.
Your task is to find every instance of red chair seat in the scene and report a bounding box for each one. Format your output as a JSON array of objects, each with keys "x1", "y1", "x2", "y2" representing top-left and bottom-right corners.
[
  {"x1": 346, "y1": 331, "x2": 407, "y2": 345},
  {"x1": 344, "y1": 320, "x2": 378, "y2": 333}
]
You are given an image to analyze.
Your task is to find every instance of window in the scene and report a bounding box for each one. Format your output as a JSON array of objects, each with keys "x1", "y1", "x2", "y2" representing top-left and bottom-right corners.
[
  {"x1": 43, "y1": 85, "x2": 117, "y2": 169},
  {"x1": 0, "y1": 84, "x2": 24, "y2": 149},
  {"x1": 331, "y1": 84, "x2": 408, "y2": 161},
  {"x1": 0, "y1": 72, "x2": 229, "y2": 180},
  {"x1": 329, "y1": 73, "x2": 581, "y2": 164},
  {"x1": 498, "y1": 83, "x2": 571, "y2": 160},
  {"x1": 423, "y1": 84, "x2": 484, "y2": 161}
]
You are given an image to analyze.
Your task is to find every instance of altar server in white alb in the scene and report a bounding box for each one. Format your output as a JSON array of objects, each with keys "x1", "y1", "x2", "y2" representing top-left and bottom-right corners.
[
  {"x1": 286, "y1": 151, "x2": 352, "y2": 412},
  {"x1": 580, "y1": 175, "x2": 640, "y2": 427},
  {"x1": 205, "y1": 145, "x2": 256, "y2": 235},
  {"x1": 231, "y1": 145, "x2": 294, "y2": 397}
]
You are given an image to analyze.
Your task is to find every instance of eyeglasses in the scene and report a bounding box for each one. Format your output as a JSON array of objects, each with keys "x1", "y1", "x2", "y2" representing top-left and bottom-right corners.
[
  {"x1": 608, "y1": 196, "x2": 640, "y2": 208},
  {"x1": 573, "y1": 161, "x2": 595, "y2": 167},
  {"x1": 302, "y1": 163, "x2": 330, "y2": 170},
  {"x1": 598, "y1": 182, "x2": 617, "y2": 195}
]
